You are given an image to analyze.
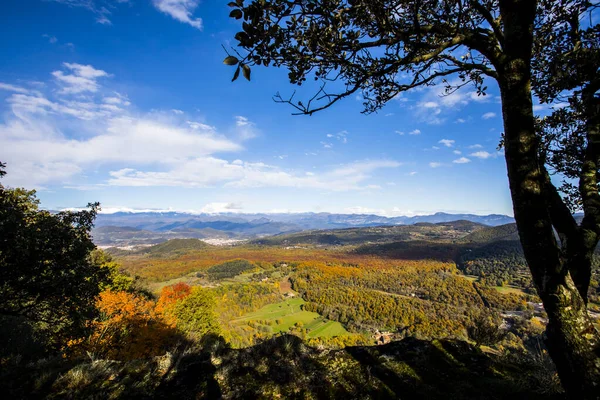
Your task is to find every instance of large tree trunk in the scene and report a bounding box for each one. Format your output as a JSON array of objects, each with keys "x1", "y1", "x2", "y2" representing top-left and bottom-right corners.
[{"x1": 498, "y1": 0, "x2": 600, "y2": 398}]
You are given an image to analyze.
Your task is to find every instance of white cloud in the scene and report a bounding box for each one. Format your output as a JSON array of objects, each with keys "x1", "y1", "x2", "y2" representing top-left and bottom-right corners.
[
  {"x1": 395, "y1": 130, "x2": 405, "y2": 135},
  {"x1": 52, "y1": 63, "x2": 109, "y2": 94},
  {"x1": 468, "y1": 144, "x2": 483, "y2": 149},
  {"x1": 429, "y1": 162, "x2": 442, "y2": 168},
  {"x1": 470, "y1": 151, "x2": 493, "y2": 159},
  {"x1": 200, "y1": 202, "x2": 243, "y2": 214},
  {"x1": 234, "y1": 115, "x2": 258, "y2": 139},
  {"x1": 409, "y1": 129, "x2": 421, "y2": 135},
  {"x1": 482, "y1": 112, "x2": 497, "y2": 119},
  {"x1": 8, "y1": 93, "x2": 124, "y2": 120},
  {"x1": 103, "y1": 92, "x2": 131, "y2": 106},
  {"x1": 453, "y1": 157, "x2": 471, "y2": 164},
  {"x1": 413, "y1": 79, "x2": 498, "y2": 125},
  {"x1": 321, "y1": 141, "x2": 333, "y2": 148},
  {"x1": 438, "y1": 139, "x2": 455, "y2": 147},
  {"x1": 453, "y1": 150, "x2": 462, "y2": 155},
  {"x1": 2, "y1": 63, "x2": 400, "y2": 193},
  {"x1": 407, "y1": 171, "x2": 417, "y2": 176},
  {"x1": 455, "y1": 118, "x2": 466, "y2": 123},
  {"x1": 152, "y1": 0, "x2": 203, "y2": 30},
  {"x1": 469, "y1": 92, "x2": 490, "y2": 102},
  {"x1": 0, "y1": 83, "x2": 30, "y2": 94},
  {"x1": 172, "y1": 109, "x2": 184, "y2": 115},
  {"x1": 187, "y1": 121, "x2": 215, "y2": 131}
]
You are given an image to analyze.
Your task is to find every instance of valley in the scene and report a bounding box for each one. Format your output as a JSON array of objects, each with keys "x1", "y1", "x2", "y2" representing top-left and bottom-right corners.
[{"x1": 104, "y1": 219, "x2": 600, "y2": 349}]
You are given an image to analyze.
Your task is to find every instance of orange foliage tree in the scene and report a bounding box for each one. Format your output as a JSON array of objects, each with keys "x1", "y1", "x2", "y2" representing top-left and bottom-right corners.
[
  {"x1": 68, "y1": 290, "x2": 180, "y2": 361},
  {"x1": 156, "y1": 282, "x2": 192, "y2": 325}
]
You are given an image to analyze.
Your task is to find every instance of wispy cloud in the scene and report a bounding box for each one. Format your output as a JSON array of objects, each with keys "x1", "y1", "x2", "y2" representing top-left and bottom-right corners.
[
  {"x1": 326, "y1": 130, "x2": 348, "y2": 143},
  {"x1": 482, "y1": 112, "x2": 496, "y2": 119},
  {"x1": 234, "y1": 115, "x2": 258, "y2": 139},
  {"x1": 108, "y1": 159, "x2": 400, "y2": 191},
  {"x1": 0, "y1": 83, "x2": 31, "y2": 94},
  {"x1": 48, "y1": 0, "x2": 123, "y2": 25},
  {"x1": 152, "y1": 0, "x2": 203, "y2": 30},
  {"x1": 412, "y1": 81, "x2": 494, "y2": 125},
  {"x1": 429, "y1": 162, "x2": 442, "y2": 168},
  {"x1": 42, "y1": 34, "x2": 58, "y2": 44},
  {"x1": 52, "y1": 63, "x2": 110, "y2": 94}
]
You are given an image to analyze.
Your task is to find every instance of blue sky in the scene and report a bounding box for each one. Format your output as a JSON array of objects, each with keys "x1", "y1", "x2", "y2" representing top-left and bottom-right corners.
[{"x1": 0, "y1": 0, "x2": 522, "y2": 216}]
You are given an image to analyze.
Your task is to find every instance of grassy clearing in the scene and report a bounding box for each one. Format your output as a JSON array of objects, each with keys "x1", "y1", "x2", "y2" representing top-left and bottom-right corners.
[
  {"x1": 493, "y1": 285, "x2": 527, "y2": 295},
  {"x1": 233, "y1": 298, "x2": 350, "y2": 338}
]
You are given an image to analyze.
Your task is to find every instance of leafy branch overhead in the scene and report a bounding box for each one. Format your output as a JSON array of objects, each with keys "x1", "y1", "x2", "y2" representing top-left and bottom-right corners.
[{"x1": 224, "y1": 0, "x2": 498, "y2": 115}]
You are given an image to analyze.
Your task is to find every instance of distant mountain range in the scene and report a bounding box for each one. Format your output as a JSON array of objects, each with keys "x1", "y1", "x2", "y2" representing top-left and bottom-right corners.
[{"x1": 92, "y1": 211, "x2": 515, "y2": 247}]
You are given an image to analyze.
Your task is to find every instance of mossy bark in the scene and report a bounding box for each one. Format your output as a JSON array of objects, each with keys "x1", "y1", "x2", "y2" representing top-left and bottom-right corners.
[{"x1": 498, "y1": 1, "x2": 600, "y2": 397}]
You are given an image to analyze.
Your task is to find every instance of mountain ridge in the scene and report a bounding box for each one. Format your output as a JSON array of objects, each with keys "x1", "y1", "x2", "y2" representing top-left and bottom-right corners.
[{"x1": 92, "y1": 211, "x2": 515, "y2": 246}]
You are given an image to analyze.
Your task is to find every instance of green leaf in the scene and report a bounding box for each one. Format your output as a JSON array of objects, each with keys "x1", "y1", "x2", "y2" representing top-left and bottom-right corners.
[
  {"x1": 223, "y1": 56, "x2": 239, "y2": 66},
  {"x1": 242, "y1": 64, "x2": 251, "y2": 81},
  {"x1": 230, "y1": 9, "x2": 243, "y2": 19},
  {"x1": 232, "y1": 66, "x2": 241, "y2": 82}
]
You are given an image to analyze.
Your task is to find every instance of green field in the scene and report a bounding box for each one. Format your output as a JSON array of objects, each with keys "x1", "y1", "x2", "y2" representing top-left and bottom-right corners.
[
  {"x1": 234, "y1": 298, "x2": 349, "y2": 338},
  {"x1": 493, "y1": 285, "x2": 527, "y2": 295}
]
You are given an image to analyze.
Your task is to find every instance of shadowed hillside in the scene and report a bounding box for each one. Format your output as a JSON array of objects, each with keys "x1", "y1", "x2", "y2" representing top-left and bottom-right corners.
[
  {"x1": 2, "y1": 335, "x2": 562, "y2": 400},
  {"x1": 461, "y1": 224, "x2": 520, "y2": 243},
  {"x1": 252, "y1": 221, "x2": 486, "y2": 247}
]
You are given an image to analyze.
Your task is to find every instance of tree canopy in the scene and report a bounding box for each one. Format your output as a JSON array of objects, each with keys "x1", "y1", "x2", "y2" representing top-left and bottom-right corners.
[{"x1": 0, "y1": 163, "x2": 108, "y2": 350}]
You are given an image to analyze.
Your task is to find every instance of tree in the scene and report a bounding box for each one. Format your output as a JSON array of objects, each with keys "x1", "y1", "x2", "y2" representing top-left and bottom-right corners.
[
  {"x1": 172, "y1": 287, "x2": 221, "y2": 338},
  {"x1": 92, "y1": 249, "x2": 136, "y2": 293},
  {"x1": 0, "y1": 163, "x2": 109, "y2": 351},
  {"x1": 224, "y1": 1, "x2": 600, "y2": 396},
  {"x1": 467, "y1": 310, "x2": 506, "y2": 347},
  {"x1": 68, "y1": 290, "x2": 179, "y2": 361},
  {"x1": 156, "y1": 282, "x2": 193, "y2": 325}
]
